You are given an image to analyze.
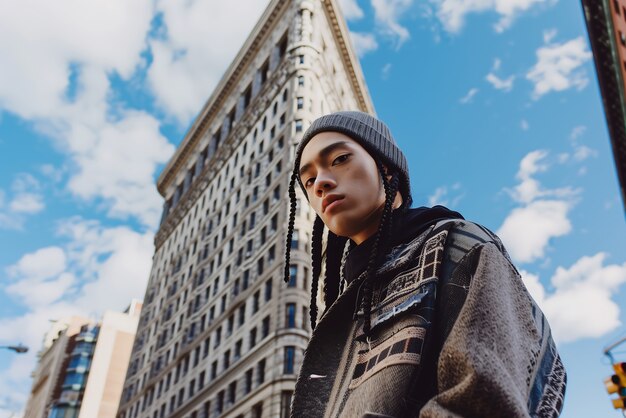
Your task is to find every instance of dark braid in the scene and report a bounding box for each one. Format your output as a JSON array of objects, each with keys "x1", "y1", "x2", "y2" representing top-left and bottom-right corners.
[
  {"x1": 309, "y1": 216, "x2": 324, "y2": 329},
  {"x1": 359, "y1": 162, "x2": 400, "y2": 336},
  {"x1": 323, "y1": 231, "x2": 348, "y2": 308},
  {"x1": 283, "y1": 172, "x2": 298, "y2": 284}
]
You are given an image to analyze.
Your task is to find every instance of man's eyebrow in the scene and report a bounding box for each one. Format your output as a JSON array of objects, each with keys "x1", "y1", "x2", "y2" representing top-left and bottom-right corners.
[{"x1": 299, "y1": 141, "x2": 350, "y2": 177}]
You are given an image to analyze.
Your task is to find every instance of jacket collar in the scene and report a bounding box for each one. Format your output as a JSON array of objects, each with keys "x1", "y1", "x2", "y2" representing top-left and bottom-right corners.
[{"x1": 343, "y1": 205, "x2": 463, "y2": 284}]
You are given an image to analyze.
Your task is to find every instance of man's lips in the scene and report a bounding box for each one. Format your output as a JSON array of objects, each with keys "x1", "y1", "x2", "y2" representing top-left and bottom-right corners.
[{"x1": 322, "y1": 194, "x2": 344, "y2": 213}]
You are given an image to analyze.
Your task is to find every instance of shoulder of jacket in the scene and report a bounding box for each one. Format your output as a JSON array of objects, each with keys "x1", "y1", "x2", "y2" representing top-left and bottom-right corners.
[{"x1": 431, "y1": 219, "x2": 518, "y2": 277}]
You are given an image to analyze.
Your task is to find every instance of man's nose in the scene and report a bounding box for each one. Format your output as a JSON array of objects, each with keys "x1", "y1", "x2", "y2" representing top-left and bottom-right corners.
[{"x1": 314, "y1": 172, "x2": 335, "y2": 196}]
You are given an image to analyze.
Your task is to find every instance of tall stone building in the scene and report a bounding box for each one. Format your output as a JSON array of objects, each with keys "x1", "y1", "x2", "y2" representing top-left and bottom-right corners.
[{"x1": 116, "y1": 0, "x2": 373, "y2": 417}]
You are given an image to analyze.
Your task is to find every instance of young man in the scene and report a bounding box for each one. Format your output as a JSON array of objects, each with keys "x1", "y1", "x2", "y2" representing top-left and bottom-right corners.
[{"x1": 283, "y1": 111, "x2": 566, "y2": 417}]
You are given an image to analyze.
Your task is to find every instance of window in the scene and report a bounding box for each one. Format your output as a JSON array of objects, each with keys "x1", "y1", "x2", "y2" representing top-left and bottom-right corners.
[
  {"x1": 189, "y1": 379, "x2": 196, "y2": 397},
  {"x1": 264, "y1": 279, "x2": 272, "y2": 301},
  {"x1": 243, "y1": 84, "x2": 252, "y2": 109},
  {"x1": 250, "y1": 327, "x2": 257, "y2": 348},
  {"x1": 298, "y1": 76, "x2": 304, "y2": 86},
  {"x1": 214, "y1": 327, "x2": 222, "y2": 348},
  {"x1": 273, "y1": 185, "x2": 281, "y2": 201},
  {"x1": 235, "y1": 339, "x2": 242, "y2": 359},
  {"x1": 243, "y1": 269, "x2": 250, "y2": 290},
  {"x1": 252, "y1": 402, "x2": 263, "y2": 418},
  {"x1": 297, "y1": 97, "x2": 304, "y2": 110},
  {"x1": 257, "y1": 359, "x2": 266, "y2": 384},
  {"x1": 288, "y1": 265, "x2": 297, "y2": 287},
  {"x1": 284, "y1": 346, "x2": 295, "y2": 374},
  {"x1": 257, "y1": 257, "x2": 264, "y2": 275},
  {"x1": 298, "y1": 55, "x2": 304, "y2": 64},
  {"x1": 227, "y1": 314, "x2": 234, "y2": 336},
  {"x1": 211, "y1": 361, "x2": 218, "y2": 379},
  {"x1": 224, "y1": 350, "x2": 231, "y2": 369},
  {"x1": 228, "y1": 381, "x2": 237, "y2": 405},
  {"x1": 216, "y1": 390, "x2": 225, "y2": 414},
  {"x1": 295, "y1": 119, "x2": 303, "y2": 132},
  {"x1": 259, "y1": 59, "x2": 269, "y2": 85},
  {"x1": 285, "y1": 303, "x2": 296, "y2": 328},
  {"x1": 238, "y1": 304, "x2": 246, "y2": 326},
  {"x1": 245, "y1": 368, "x2": 253, "y2": 394},
  {"x1": 253, "y1": 291, "x2": 260, "y2": 313},
  {"x1": 281, "y1": 391, "x2": 293, "y2": 418},
  {"x1": 271, "y1": 214, "x2": 278, "y2": 232},
  {"x1": 291, "y1": 229, "x2": 299, "y2": 249},
  {"x1": 199, "y1": 371, "x2": 205, "y2": 389},
  {"x1": 262, "y1": 315, "x2": 270, "y2": 338}
]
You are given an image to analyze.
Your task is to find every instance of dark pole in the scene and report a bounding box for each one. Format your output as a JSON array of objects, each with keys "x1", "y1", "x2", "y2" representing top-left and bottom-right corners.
[{"x1": 0, "y1": 344, "x2": 28, "y2": 353}]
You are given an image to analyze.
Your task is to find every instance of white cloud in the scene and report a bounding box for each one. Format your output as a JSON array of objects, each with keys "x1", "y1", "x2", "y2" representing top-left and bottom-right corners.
[
  {"x1": 486, "y1": 58, "x2": 515, "y2": 91},
  {"x1": 63, "y1": 110, "x2": 174, "y2": 228},
  {"x1": 338, "y1": 0, "x2": 365, "y2": 20},
  {"x1": 486, "y1": 73, "x2": 515, "y2": 91},
  {"x1": 507, "y1": 150, "x2": 578, "y2": 204},
  {"x1": 569, "y1": 125, "x2": 586, "y2": 141},
  {"x1": 428, "y1": 183, "x2": 465, "y2": 207},
  {"x1": 350, "y1": 31, "x2": 379, "y2": 57},
  {"x1": 527, "y1": 37, "x2": 592, "y2": 99},
  {"x1": 543, "y1": 28, "x2": 557, "y2": 44},
  {"x1": 0, "y1": 174, "x2": 46, "y2": 227},
  {"x1": 382, "y1": 63, "x2": 393, "y2": 80},
  {"x1": 572, "y1": 145, "x2": 597, "y2": 162},
  {"x1": 9, "y1": 193, "x2": 44, "y2": 214},
  {"x1": 433, "y1": 0, "x2": 553, "y2": 34},
  {"x1": 521, "y1": 254, "x2": 626, "y2": 343},
  {"x1": 459, "y1": 87, "x2": 479, "y2": 104},
  {"x1": 0, "y1": 0, "x2": 153, "y2": 119},
  {"x1": 7, "y1": 247, "x2": 67, "y2": 282},
  {"x1": 498, "y1": 150, "x2": 579, "y2": 264},
  {"x1": 147, "y1": 0, "x2": 270, "y2": 122},
  {"x1": 0, "y1": 0, "x2": 175, "y2": 229},
  {"x1": 371, "y1": 0, "x2": 414, "y2": 46},
  {"x1": 0, "y1": 219, "x2": 154, "y2": 413},
  {"x1": 521, "y1": 119, "x2": 530, "y2": 130},
  {"x1": 498, "y1": 200, "x2": 572, "y2": 263}
]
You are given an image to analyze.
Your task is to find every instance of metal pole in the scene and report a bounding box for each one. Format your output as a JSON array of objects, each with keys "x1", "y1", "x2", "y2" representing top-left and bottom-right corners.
[{"x1": 0, "y1": 344, "x2": 28, "y2": 353}]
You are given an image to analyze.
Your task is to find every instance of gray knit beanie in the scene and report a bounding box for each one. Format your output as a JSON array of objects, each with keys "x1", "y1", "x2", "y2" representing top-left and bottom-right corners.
[{"x1": 293, "y1": 111, "x2": 412, "y2": 206}]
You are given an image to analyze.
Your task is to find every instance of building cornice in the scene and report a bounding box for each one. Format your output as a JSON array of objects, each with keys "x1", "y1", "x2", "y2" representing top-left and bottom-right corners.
[
  {"x1": 157, "y1": 0, "x2": 290, "y2": 196},
  {"x1": 156, "y1": 0, "x2": 375, "y2": 197},
  {"x1": 321, "y1": 0, "x2": 375, "y2": 115}
]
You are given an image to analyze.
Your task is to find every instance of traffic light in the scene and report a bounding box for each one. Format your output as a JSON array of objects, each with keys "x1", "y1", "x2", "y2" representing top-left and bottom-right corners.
[{"x1": 605, "y1": 362, "x2": 626, "y2": 409}]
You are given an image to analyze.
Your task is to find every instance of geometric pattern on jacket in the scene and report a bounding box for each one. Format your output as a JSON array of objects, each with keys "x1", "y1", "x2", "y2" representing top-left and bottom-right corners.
[{"x1": 290, "y1": 220, "x2": 566, "y2": 418}]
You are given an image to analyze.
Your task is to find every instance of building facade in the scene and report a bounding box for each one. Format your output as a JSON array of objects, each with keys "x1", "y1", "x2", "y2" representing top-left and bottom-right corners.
[
  {"x1": 582, "y1": 0, "x2": 626, "y2": 210},
  {"x1": 23, "y1": 302, "x2": 142, "y2": 418},
  {"x1": 116, "y1": 1, "x2": 373, "y2": 417},
  {"x1": 24, "y1": 317, "x2": 92, "y2": 418}
]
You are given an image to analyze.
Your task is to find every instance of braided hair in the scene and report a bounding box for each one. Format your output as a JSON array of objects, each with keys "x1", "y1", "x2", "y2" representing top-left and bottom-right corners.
[
  {"x1": 358, "y1": 160, "x2": 399, "y2": 335},
  {"x1": 284, "y1": 159, "x2": 403, "y2": 336}
]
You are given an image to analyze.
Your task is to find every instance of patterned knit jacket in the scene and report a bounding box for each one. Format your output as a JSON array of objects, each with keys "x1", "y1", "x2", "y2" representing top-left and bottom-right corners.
[{"x1": 290, "y1": 219, "x2": 566, "y2": 418}]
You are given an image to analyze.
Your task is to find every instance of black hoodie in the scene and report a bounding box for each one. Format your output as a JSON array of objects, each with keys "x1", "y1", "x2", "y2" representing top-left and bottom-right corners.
[{"x1": 343, "y1": 205, "x2": 463, "y2": 284}]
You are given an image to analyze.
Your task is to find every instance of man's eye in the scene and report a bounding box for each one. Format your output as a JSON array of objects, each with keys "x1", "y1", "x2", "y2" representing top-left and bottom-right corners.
[
  {"x1": 304, "y1": 178, "x2": 315, "y2": 187},
  {"x1": 332, "y1": 154, "x2": 350, "y2": 165}
]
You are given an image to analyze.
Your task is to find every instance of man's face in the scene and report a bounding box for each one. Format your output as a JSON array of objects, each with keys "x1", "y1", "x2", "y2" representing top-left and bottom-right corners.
[{"x1": 298, "y1": 131, "x2": 385, "y2": 243}]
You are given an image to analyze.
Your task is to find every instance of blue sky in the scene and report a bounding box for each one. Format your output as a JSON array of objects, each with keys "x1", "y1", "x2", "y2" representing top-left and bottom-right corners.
[{"x1": 0, "y1": 0, "x2": 625, "y2": 416}]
